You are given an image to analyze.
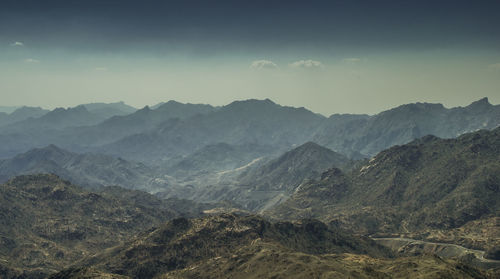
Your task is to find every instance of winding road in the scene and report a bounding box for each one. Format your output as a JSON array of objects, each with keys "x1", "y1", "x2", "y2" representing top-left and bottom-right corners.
[{"x1": 371, "y1": 237, "x2": 500, "y2": 263}]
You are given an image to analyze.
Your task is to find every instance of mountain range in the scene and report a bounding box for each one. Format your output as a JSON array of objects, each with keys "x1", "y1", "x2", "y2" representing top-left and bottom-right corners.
[
  {"x1": 0, "y1": 106, "x2": 48, "y2": 127},
  {"x1": 0, "y1": 144, "x2": 164, "y2": 191},
  {"x1": 1, "y1": 98, "x2": 500, "y2": 278},
  {"x1": 312, "y1": 97, "x2": 500, "y2": 157},
  {"x1": 0, "y1": 102, "x2": 136, "y2": 132},
  {"x1": 0, "y1": 98, "x2": 498, "y2": 166}
]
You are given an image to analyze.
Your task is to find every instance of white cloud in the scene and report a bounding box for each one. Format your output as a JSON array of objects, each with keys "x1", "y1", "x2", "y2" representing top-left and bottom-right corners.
[
  {"x1": 250, "y1": 60, "x2": 279, "y2": 70},
  {"x1": 289, "y1": 59, "x2": 324, "y2": 69},
  {"x1": 488, "y1": 63, "x2": 500, "y2": 70},
  {"x1": 24, "y1": 58, "x2": 40, "y2": 63},
  {"x1": 10, "y1": 41, "x2": 24, "y2": 47},
  {"x1": 342, "y1": 58, "x2": 361, "y2": 63}
]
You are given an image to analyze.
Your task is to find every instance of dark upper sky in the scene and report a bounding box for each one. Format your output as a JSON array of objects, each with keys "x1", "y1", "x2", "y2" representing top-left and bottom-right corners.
[
  {"x1": 2, "y1": 0, "x2": 500, "y2": 52},
  {"x1": 1, "y1": 0, "x2": 499, "y2": 114}
]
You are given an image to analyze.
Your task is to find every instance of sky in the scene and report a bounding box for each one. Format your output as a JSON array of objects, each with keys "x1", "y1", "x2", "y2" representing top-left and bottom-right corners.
[{"x1": 1, "y1": 0, "x2": 500, "y2": 115}]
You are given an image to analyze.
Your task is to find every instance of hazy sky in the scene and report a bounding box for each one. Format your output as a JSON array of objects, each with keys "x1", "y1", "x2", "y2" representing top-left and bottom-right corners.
[{"x1": 1, "y1": 0, "x2": 499, "y2": 115}]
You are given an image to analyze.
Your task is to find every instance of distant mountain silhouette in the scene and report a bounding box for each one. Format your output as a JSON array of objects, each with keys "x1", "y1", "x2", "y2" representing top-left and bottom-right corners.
[
  {"x1": 0, "y1": 98, "x2": 499, "y2": 166},
  {"x1": 313, "y1": 97, "x2": 500, "y2": 156},
  {"x1": 0, "y1": 106, "x2": 21, "y2": 114},
  {"x1": 98, "y1": 99, "x2": 325, "y2": 163},
  {"x1": 82, "y1": 101, "x2": 137, "y2": 119},
  {"x1": 0, "y1": 106, "x2": 48, "y2": 127},
  {"x1": 0, "y1": 101, "x2": 215, "y2": 158}
]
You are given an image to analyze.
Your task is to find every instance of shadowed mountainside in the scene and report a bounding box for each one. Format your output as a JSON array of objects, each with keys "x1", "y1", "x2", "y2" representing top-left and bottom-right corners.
[
  {"x1": 61, "y1": 214, "x2": 392, "y2": 278},
  {"x1": 50, "y1": 214, "x2": 490, "y2": 279},
  {"x1": 0, "y1": 174, "x2": 181, "y2": 278}
]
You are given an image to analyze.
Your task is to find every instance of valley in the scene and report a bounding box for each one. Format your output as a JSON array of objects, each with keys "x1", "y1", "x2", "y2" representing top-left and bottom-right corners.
[{"x1": 0, "y1": 99, "x2": 499, "y2": 278}]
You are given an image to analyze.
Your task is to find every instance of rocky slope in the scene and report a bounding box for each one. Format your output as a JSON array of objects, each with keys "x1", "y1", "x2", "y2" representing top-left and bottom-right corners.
[
  {"x1": 268, "y1": 127, "x2": 500, "y2": 252},
  {"x1": 0, "y1": 174, "x2": 178, "y2": 278},
  {"x1": 163, "y1": 245, "x2": 487, "y2": 279},
  {"x1": 50, "y1": 214, "x2": 490, "y2": 279},
  {"x1": 237, "y1": 141, "x2": 350, "y2": 192},
  {"x1": 60, "y1": 214, "x2": 391, "y2": 278}
]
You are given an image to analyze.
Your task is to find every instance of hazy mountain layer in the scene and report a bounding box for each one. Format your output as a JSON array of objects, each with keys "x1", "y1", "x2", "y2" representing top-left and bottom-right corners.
[
  {"x1": 313, "y1": 97, "x2": 500, "y2": 156},
  {"x1": 158, "y1": 142, "x2": 349, "y2": 212},
  {"x1": 0, "y1": 145, "x2": 167, "y2": 191},
  {"x1": 165, "y1": 142, "x2": 276, "y2": 177},
  {"x1": 0, "y1": 106, "x2": 48, "y2": 127},
  {"x1": 82, "y1": 101, "x2": 137, "y2": 119},
  {"x1": 0, "y1": 106, "x2": 21, "y2": 114},
  {"x1": 0, "y1": 106, "x2": 106, "y2": 134},
  {"x1": 0, "y1": 101, "x2": 213, "y2": 158},
  {"x1": 68, "y1": 97, "x2": 500, "y2": 164},
  {"x1": 0, "y1": 98, "x2": 499, "y2": 166},
  {"x1": 75, "y1": 100, "x2": 216, "y2": 147},
  {"x1": 98, "y1": 99, "x2": 325, "y2": 163}
]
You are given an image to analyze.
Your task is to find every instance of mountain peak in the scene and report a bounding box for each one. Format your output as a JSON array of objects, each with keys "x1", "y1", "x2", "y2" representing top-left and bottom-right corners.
[
  {"x1": 295, "y1": 141, "x2": 326, "y2": 151},
  {"x1": 138, "y1": 105, "x2": 151, "y2": 112},
  {"x1": 47, "y1": 105, "x2": 89, "y2": 115},
  {"x1": 227, "y1": 98, "x2": 278, "y2": 108},
  {"x1": 72, "y1": 105, "x2": 89, "y2": 112},
  {"x1": 286, "y1": 142, "x2": 347, "y2": 162},
  {"x1": 388, "y1": 102, "x2": 445, "y2": 114},
  {"x1": 82, "y1": 101, "x2": 137, "y2": 113},
  {"x1": 155, "y1": 100, "x2": 184, "y2": 111},
  {"x1": 166, "y1": 100, "x2": 182, "y2": 105},
  {"x1": 9, "y1": 106, "x2": 47, "y2": 118},
  {"x1": 263, "y1": 98, "x2": 276, "y2": 104},
  {"x1": 466, "y1": 97, "x2": 491, "y2": 110}
]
